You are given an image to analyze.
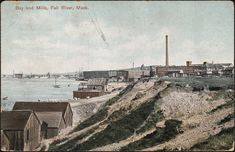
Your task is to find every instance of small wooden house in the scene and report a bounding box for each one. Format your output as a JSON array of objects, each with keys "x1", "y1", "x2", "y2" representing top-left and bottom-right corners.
[
  {"x1": 13, "y1": 102, "x2": 73, "y2": 127},
  {"x1": 1, "y1": 110, "x2": 41, "y2": 151},
  {"x1": 1, "y1": 130, "x2": 10, "y2": 151},
  {"x1": 36, "y1": 112, "x2": 66, "y2": 139},
  {"x1": 73, "y1": 78, "x2": 108, "y2": 99},
  {"x1": 87, "y1": 78, "x2": 108, "y2": 91}
]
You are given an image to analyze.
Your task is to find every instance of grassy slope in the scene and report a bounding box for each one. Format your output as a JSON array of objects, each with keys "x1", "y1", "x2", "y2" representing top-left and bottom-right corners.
[
  {"x1": 190, "y1": 127, "x2": 234, "y2": 151},
  {"x1": 71, "y1": 96, "x2": 159, "y2": 150},
  {"x1": 120, "y1": 119, "x2": 182, "y2": 151}
]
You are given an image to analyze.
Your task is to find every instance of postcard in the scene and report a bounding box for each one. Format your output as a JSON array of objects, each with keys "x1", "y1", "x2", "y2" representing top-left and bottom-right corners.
[{"x1": 1, "y1": 1, "x2": 234, "y2": 151}]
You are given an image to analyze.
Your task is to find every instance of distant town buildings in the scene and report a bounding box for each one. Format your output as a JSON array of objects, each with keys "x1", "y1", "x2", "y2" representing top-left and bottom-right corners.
[
  {"x1": 1, "y1": 35, "x2": 233, "y2": 81},
  {"x1": 14, "y1": 73, "x2": 23, "y2": 79},
  {"x1": 83, "y1": 71, "x2": 109, "y2": 79},
  {"x1": 156, "y1": 61, "x2": 233, "y2": 77},
  {"x1": 73, "y1": 78, "x2": 108, "y2": 99}
]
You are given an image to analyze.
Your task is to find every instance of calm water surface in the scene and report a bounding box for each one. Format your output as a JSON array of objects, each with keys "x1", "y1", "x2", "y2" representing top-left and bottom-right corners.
[{"x1": 1, "y1": 78, "x2": 80, "y2": 110}]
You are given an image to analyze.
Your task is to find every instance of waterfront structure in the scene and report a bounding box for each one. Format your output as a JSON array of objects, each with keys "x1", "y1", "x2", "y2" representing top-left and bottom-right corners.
[
  {"x1": 223, "y1": 66, "x2": 234, "y2": 77},
  {"x1": 36, "y1": 112, "x2": 66, "y2": 139},
  {"x1": 156, "y1": 61, "x2": 194, "y2": 77},
  {"x1": 87, "y1": 78, "x2": 108, "y2": 91},
  {"x1": 14, "y1": 73, "x2": 23, "y2": 78},
  {"x1": 1, "y1": 130, "x2": 10, "y2": 151},
  {"x1": 13, "y1": 102, "x2": 73, "y2": 127},
  {"x1": 1, "y1": 110, "x2": 41, "y2": 151},
  {"x1": 73, "y1": 78, "x2": 108, "y2": 99},
  {"x1": 83, "y1": 71, "x2": 109, "y2": 80},
  {"x1": 108, "y1": 70, "x2": 128, "y2": 82},
  {"x1": 126, "y1": 65, "x2": 155, "y2": 82},
  {"x1": 127, "y1": 69, "x2": 144, "y2": 81},
  {"x1": 73, "y1": 90, "x2": 106, "y2": 99}
]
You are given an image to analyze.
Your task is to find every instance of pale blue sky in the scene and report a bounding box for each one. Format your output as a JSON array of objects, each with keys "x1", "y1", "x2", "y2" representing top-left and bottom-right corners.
[{"x1": 1, "y1": 1, "x2": 234, "y2": 74}]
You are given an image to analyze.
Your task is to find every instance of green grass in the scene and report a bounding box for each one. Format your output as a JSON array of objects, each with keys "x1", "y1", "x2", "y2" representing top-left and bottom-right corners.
[
  {"x1": 120, "y1": 119, "x2": 182, "y2": 151},
  {"x1": 190, "y1": 127, "x2": 234, "y2": 151},
  {"x1": 136, "y1": 100, "x2": 164, "y2": 134},
  {"x1": 107, "y1": 107, "x2": 127, "y2": 122}
]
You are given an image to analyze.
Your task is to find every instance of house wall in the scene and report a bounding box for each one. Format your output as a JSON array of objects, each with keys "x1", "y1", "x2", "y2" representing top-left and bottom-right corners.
[
  {"x1": 64, "y1": 105, "x2": 73, "y2": 127},
  {"x1": 73, "y1": 91, "x2": 104, "y2": 99},
  {"x1": 40, "y1": 122, "x2": 48, "y2": 139},
  {"x1": 128, "y1": 70, "x2": 143, "y2": 79},
  {"x1": 59, "y1": 117, "x2": 66, "y2": 130},
  {"x1": 156, "y1": 66, "x2": 195, "y2": 77},
  {"x1": 23, "y1": 114, "x2": 41, "y2": 151},
  {"x1": 109, "y1": 70, "x2": 129, "y2": 81},
  {"x1": 83, "y1": 71, "x2": 109, "y2": 79},
  {"x1": 87, "y1": 85, "x2": 104, "y2": 91},
  {"x1": 1, "y1": 131, "x2": 10, "y2": 151},
  {"x1": 4, "y1": 130, "x2": 24, "y2": 150},
  {"x1": 47, "y1": 128, "x2": 59, "y2": 138}
]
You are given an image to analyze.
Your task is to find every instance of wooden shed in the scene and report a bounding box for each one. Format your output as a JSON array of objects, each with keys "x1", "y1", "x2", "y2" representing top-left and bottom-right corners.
[
  {"x1": 36, "y1": 112, "x2": 65, "y2": 139},
  {"x1": 1, "y1": 110, "x2": 41, "y2": 151},
  {"x1": 1, "y1": 130, "x2": 10, "y2": 151},
  {"x1": 73, "y1": 90, "x2": 105, "y2": 99},
  {"x1": 87, "y1": 78, "x2": 108, "y2": 91},
  {"x1": 13, "y1": 102, "x2": 73, "y2": 127},
  {"x1": 73, "y1": 78, "x2": 108, "y2": 99}
]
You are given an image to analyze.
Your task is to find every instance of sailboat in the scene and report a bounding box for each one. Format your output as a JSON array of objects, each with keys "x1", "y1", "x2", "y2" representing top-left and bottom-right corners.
[{"x1": 53, "y1": 77, "x2": 60, "y2": 88}]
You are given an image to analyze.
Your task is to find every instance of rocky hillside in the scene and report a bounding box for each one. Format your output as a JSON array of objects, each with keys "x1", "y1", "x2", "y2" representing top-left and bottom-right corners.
[{"x1": 48, "y1": 79, "x2": 234, "y2": 151}]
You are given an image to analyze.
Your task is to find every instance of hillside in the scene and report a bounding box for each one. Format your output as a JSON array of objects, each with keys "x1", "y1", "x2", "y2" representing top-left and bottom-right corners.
[{"x1": 47, "y1": 79, "x2": 234, "y2": 151}]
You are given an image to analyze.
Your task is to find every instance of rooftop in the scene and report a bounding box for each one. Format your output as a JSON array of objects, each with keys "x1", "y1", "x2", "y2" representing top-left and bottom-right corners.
[
  {"x1": 13, "y1": 102, "x2": 71, "y2": 117},
  {"x1": 36, "y1": 112, "x2": 64, "y2": 128},
  {"x1": 1, "y1": 110, "x2": 36, "y2": 130},
  {"x1": 87, "y1": 78, "x2": 107, "y2": 86}
]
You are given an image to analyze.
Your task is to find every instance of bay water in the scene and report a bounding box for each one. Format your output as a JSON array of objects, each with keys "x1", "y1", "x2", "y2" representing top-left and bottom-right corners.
[{"x1": 1, "y1": 78, "x2": 80, "y2": 110}]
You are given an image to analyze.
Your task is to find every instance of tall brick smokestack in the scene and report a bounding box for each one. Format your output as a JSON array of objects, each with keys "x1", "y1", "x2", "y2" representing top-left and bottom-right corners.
[{"x1": 165, "y1": 35, "x2": 169, "y2": 66}]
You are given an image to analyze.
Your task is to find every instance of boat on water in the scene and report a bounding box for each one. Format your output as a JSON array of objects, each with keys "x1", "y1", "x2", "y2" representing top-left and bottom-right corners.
[
  {"x1": 40, "y1": 76, "x2": 49, "y2": 79},
  {"x1": 75, "y1": 77, "x2": 85, "y2": 81},
  {"x1": 2, "y1": 97, "x2": 8, "y2": 100},
  {"x1": 53, "y1": 77, "x2": 60, "y2": 88}
]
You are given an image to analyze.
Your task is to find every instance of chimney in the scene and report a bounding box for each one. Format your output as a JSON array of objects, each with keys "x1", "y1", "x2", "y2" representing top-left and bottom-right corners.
[
  {"x1": 186, "y1": 61, "x2": 192, "y2": 67},
  {"x1": 165, "y1": 35, "x2": 169, "y2": 66}
]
